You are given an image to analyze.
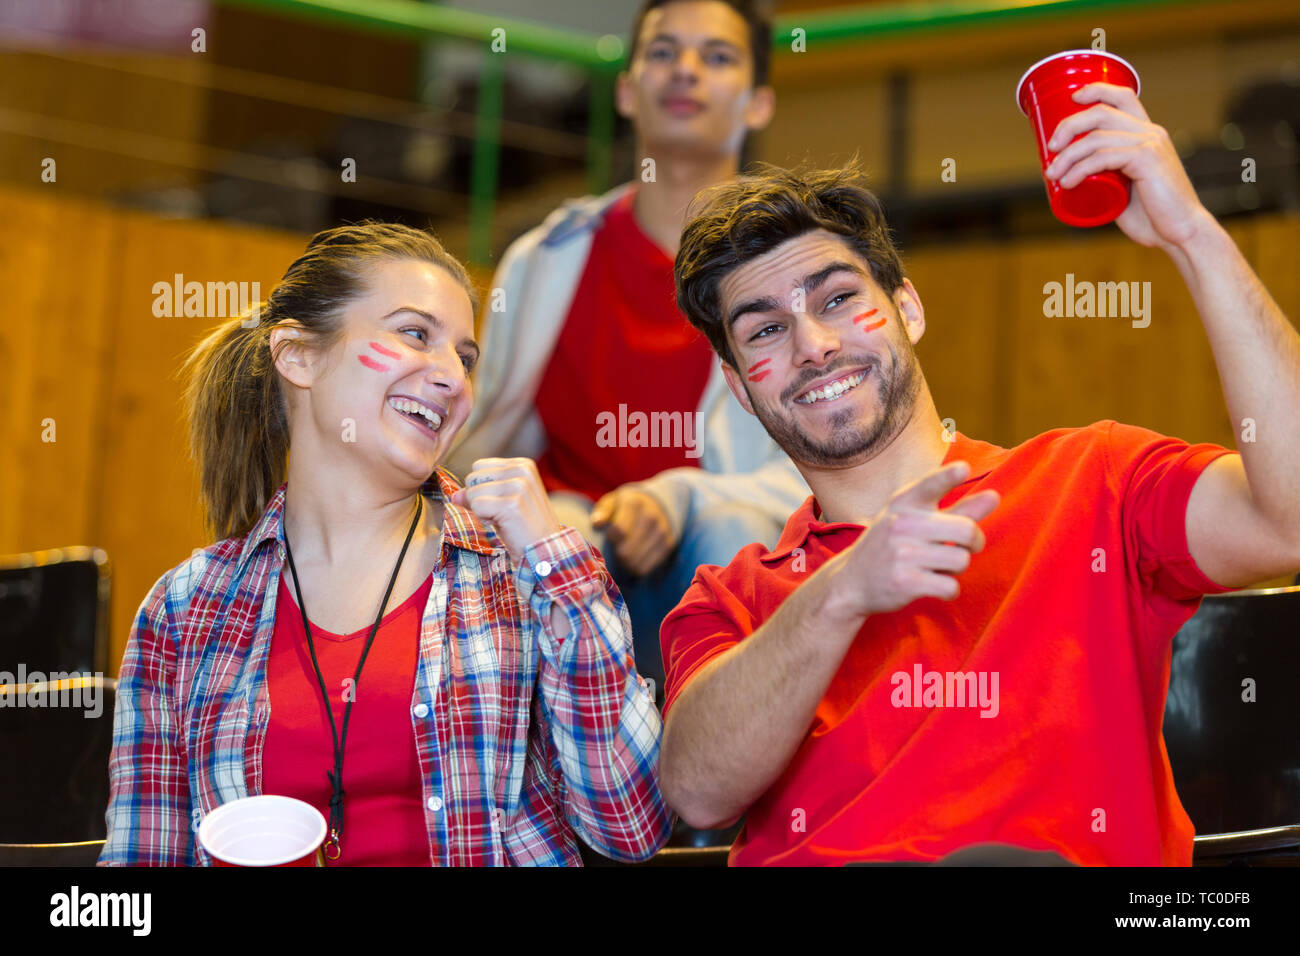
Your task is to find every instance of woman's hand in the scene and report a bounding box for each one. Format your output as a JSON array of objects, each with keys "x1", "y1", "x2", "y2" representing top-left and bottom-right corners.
[{"x1": 449, "y1": 457, "x2": 562, "y2": 563}]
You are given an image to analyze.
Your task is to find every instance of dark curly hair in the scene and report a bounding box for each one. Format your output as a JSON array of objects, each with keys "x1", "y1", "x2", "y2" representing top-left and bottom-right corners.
[{"x1": 674, "y1": 158, "x2": 906, "y2": 367}]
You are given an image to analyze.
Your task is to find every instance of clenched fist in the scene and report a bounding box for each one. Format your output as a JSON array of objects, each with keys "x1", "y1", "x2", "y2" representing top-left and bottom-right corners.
[
  {"x1": 591, "y1": 486, "x2": 678, "y2": 577},
  {"x1": 449, "y1": 458, "x2": 562, "y2": 563},
  {"x1": 825, "y1": 461, "x2": 1000, "y2": 621}
]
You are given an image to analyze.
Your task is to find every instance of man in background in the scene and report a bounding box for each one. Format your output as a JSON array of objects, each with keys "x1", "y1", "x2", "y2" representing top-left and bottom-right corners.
[{"x1": 450, "y1": 0, "x2": 806, "y2": 695}]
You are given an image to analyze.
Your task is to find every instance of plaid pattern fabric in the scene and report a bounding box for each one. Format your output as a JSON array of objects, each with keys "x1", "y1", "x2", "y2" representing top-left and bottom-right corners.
[{"x1": 99, "y1": 469, "x2": 671, "y2": 866}]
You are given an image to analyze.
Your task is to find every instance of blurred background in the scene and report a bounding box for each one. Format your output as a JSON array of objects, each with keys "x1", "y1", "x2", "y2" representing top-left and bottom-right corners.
[{"x1": 1, "y1": 0, "x2": 1298, "y2": 681}]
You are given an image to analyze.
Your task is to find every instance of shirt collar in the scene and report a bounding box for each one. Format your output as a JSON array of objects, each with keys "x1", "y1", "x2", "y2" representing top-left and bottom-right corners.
[
  {"x1": 542, "y1": 181, "x2": 637, "y2": 247},
  {"x1": 234, "y1": 467, "x2": 498, "y2": 573},
  {"x1": 760, "y1": 431, "x2": 1009, "y2": 564}
]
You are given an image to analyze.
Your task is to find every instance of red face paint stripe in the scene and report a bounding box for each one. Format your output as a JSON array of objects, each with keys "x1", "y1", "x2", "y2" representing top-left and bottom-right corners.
[
  {"x1": 749, "y1": 370, "x2": 772, "y2": 383},
  {"x1": 857, "y1": 316, "x2": 887, "y2": 333},
  {"x1": 358, "y1": 355, "x2": 389, "y2": 372},
  {"x1": 852, "y1": 308, "x2": 880, "y2": 324},
  {"x1": 747, "y1": 358, "x2": 771, "y2": 373},
  {"x1": 369, "y1": 341, "x2": 401, "y2": 360}
]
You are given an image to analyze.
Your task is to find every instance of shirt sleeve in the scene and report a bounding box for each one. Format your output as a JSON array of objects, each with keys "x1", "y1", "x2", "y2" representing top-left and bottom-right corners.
[
  {"x1": 660, "y1": 565, "x2": 753, "y2": 717},
  {"x1": 636, "y1": 449, "x2": 808, "y2": 547},
  {"x1": 1107, "y1": 420, "x2": 1238, "y2": 602},
  {"x1": 515, "y1": 527, "x2": 674, "y2": 863},
  {"x1": 98, "y1": 570, "x2": 196, "y2": 866}
]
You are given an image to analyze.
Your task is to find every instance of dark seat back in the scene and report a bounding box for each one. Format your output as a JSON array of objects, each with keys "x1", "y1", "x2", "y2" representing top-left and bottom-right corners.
[
  {"x1": 0, "y1": 678, "x2": 116, "y2": 843},
  {"x1": 0, "y1": 547, "x2": 110, "y2": 676},
  {"x1": 1164, "y1": 587, "x2": 1300, "y2": 835}
]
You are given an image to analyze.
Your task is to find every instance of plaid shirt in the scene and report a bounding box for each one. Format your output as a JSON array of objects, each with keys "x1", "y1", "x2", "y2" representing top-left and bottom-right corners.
[{"x1": 99, "y1": 469, "x2": 672, "y2": 866}]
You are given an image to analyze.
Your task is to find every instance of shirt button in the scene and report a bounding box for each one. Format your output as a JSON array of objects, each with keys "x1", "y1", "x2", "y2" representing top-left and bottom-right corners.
[
  {"x1": 535, "y1": 560, "x2": 553, "y2": 577},
  {"x1": 413, "y1": 703, "x2": 429, "y2": 719},
  {"x1": 427, "y1": 796, "x2": 443, "y2": 812},
  {"x1": 492, "y1": 556, "x2": 507, "y2": 573}
]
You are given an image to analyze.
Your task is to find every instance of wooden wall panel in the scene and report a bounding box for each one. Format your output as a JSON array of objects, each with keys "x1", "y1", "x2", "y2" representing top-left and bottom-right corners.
[
  {"x1": 1006, "y1": 224, "x2": 1246, "y2": 449},
  {"x1": 1253, "y1": 216, "x2": 1300, "y2": 337},
  {"x1": 0, "y1": 51, "x2": 209, "y2": 196},
  {"x1": 94, "y1": 212, "x2": 306, "y2": 670},
  {"x1": 0, "y1": 187, "x2": 117, "y2": 554},
  {"x1": 905, "y1": 241, "x2": 1011, "y2": 444}
]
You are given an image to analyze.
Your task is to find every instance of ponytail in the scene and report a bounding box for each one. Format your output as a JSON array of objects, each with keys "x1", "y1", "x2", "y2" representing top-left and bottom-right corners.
[{"x1": 182, "y1": 304, "x2": 288, "y2": 540}]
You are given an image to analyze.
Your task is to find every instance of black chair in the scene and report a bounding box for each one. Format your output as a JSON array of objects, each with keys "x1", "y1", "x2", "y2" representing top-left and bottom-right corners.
[
  {"x1": 1225, "y1": 80, "x2": 1300, "y2": 141},
  {"x1": 0, "y1": 840, "x2": 105, "y2": 867},
  {"x1": 1164, "y1": 586, "x2": 1300, "y2": 865},
  {"x1": 0, "y1": 547, "x2": 111, "y2": 676},
  {"x1": 0, "y1": 677, "x2": 116, "y2": 844}
]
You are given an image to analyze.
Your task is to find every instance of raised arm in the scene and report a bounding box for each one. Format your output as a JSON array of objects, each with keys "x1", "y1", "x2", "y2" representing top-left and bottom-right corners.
[
  {"x1": 1045, "y1": 82, "x2": 1300, "y2": 587},
  {"x1": 661, "y1": 463, "x2": 998, "y2": 828},
  {"x1": 520, "y1": 529, "x2": 672, "y2": 860},
  {"x1": 451, "y1": 457, "x2": 672, "y2": 861}
]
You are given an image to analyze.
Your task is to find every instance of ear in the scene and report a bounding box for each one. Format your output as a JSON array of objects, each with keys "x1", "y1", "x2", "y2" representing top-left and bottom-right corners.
[
  {"x1": 269, "y1": 324, "x2": 314, "y2": 390},
  {"x1": 720, "y1": 360, "x2": 757, "y2": 417},
  {"x1": 614, "y1": 70, "x2": 636, "y2": 121},
  {"x1": 896, "y1": 278, "x2": 926, "y2": 347},
  {"x1": 744, "y1": 84, "x2": 776, "y2": 132}
]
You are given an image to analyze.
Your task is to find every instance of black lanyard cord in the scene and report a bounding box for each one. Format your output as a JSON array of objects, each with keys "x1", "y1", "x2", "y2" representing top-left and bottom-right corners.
[{"x1": 282, "y1": 493, "x2": 424, "y2": 862}]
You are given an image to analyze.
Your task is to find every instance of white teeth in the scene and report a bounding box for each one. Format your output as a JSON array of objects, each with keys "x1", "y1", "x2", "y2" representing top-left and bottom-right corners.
[
  {"x1": 796, "y1": 370, "x2": 868, "y2": 405},
  {"x1": 388, "y1": 397, "x2": 442, "y2": 430}
]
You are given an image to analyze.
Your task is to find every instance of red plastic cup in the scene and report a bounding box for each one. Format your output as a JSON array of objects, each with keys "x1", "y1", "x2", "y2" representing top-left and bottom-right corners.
[
  {"x1": 198, "y1": 795, "x2": 327, "y2": 867},
  {"x1": 1017, "y1": 50, "x2": 1141, "y2": 228}
]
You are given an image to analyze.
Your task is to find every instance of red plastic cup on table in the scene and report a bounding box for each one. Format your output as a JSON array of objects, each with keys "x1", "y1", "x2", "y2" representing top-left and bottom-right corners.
[
  {"x1": 1017, "y1": 50, "x2": 1141, "y2": 228},
  {"x1": 198, "y1": 795, "x2": 327, "y2": 867}
]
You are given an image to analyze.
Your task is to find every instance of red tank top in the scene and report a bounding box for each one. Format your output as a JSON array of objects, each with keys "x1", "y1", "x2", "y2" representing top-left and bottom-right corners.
[
  {"x1": 262, "y1": 572, "x2": 433, "y2": 865},
  {"x1": 535, "y1": 187, "x2": 714, "y2": 500}
]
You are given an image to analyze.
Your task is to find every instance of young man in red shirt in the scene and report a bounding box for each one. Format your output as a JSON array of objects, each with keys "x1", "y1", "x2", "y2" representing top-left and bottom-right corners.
[
  {"x1": 450, "y1": 1, "x2": 806, "y2": 695},
  {"x1": 660, "y1": 82, "x2": 1300, "y2": 865}
]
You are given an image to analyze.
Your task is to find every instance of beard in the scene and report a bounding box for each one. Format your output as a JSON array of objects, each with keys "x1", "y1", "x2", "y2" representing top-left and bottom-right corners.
[{"x1": 745, "y1": 333, "x2": 923, "y2": 469}]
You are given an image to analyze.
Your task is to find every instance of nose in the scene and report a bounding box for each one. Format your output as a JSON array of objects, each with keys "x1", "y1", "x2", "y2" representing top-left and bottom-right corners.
[
  {"x1": 671, "y1": 47, "x2": 702, "y2": 82},
  {"x1": 423, "y1": 343, "x2": 468, "y2": 399},
  {"x1": 790, "y1": 313, "x2": 841, "y2": 368}
]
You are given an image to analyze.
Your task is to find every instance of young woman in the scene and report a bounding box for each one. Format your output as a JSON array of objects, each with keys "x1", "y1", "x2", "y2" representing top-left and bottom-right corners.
[{"x1": 99, "y1": 223, "x2": 671, "y2": 866}]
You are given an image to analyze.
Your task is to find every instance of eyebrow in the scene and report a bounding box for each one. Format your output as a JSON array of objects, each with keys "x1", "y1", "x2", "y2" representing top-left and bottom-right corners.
[
  {"x1": 646, "y1": 34, "x2": 743, "y2": 53},
  {"x1": 726, "y1": 261, "x2": 870, "y2": 331},
  {"x1": 383, "y1": 306, "x2": 480, "y2": 360}
]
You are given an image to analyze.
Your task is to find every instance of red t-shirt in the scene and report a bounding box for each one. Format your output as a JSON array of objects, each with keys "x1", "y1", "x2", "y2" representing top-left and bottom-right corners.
[
  {"x1": 263, "y1": 572, "x2": 434, "y2": 865},
  {"x1": 661, "y1": 421, "x2": 1236, "y2": 866},
  {"x1": 535, "y1": 187, "x2": 714, "y2": 501}
]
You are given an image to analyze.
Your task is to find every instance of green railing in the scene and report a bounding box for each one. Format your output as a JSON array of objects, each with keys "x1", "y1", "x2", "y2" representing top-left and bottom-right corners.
[{"x1": 217, "y1": 0, "x2": 1220, "y2": 263}]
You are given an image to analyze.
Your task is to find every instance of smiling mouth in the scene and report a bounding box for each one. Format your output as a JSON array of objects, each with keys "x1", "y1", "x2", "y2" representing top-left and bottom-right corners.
[
  {"x1": 794, "y1": 368, "x2": 870, "y2": 405},
  {"x1": 388, "y1": 396, "x2": 443, "y2": 434},
  {"x1": 662, "y1": 98, "x2": 705, "y2": 114}
]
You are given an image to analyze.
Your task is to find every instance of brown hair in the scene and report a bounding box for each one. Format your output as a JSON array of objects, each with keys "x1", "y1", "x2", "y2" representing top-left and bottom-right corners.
[
  {"x1": 628, "y1": 0, "x2": 773, "y2": 88},
  {"x1": 182, "y1": 221, "x2": 478, "y2": 541},
  {"x1": 674, "y1": 159, "x2": 906, "y2": 368}
]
